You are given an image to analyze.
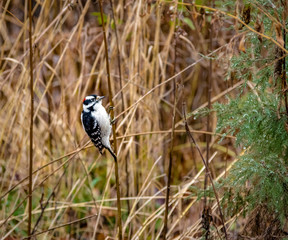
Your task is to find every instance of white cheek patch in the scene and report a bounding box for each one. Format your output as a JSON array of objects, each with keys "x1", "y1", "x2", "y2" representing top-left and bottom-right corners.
[{"x1": 87, "y1": 102, "x2": 95, "y2": 108}]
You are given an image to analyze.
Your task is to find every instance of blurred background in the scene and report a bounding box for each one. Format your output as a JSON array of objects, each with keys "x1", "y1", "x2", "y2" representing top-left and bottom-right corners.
[{"x1": 1, "y1": 0, "x2": 280, "y2": 239}]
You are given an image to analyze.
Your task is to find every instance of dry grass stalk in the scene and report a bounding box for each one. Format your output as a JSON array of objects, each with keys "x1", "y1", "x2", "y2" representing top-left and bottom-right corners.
[
  {"x1": 98, "y1": 0, "x2": 123, "y2": 239},
  {"x1": 27, "y1": 0, "x2": 34, "y2": 238},
  {"x1": 0, "y1": 0, "x2": 252, "y2": 239}
]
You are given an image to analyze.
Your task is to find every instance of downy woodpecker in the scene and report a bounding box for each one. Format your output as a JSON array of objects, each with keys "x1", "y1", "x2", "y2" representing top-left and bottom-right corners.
[{"x1": 81, "y1": 94, "x2": 116, "y2": 159}]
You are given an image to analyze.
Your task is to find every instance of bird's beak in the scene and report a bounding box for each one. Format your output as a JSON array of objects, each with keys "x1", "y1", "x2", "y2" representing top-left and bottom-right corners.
[{"x1": 97, "y1": 96, "x2": 105, "y2": 101}]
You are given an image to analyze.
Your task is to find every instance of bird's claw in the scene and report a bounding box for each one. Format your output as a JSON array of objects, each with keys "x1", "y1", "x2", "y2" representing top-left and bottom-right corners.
[
  {"x1": 110, "y1": 118, "x2": 116, "y2": 125},
  {"x1": 108, "y1": 106, "x2": 114, "y2": 114}
]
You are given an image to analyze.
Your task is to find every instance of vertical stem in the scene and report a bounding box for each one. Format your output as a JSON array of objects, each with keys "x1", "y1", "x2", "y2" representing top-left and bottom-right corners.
[
  {"x1": 183, "y1": 103, "x2": 228, "y2": 240},
  {"x1": 282, "y1": 0, "x2": 288, "y2": 116},
  {"x1": 203, "y1": 2, "x2": 214, "y2": 238},
  {"x1": 108, "y1": 0, "x2": 125, "y2": 113},
  {"x1": 43, "y1": 75, "x2": 53, "y2": 161},
  {"x1": 163, "y1": 80, "x2": 176, "y2": 240},
  {"x1": 163, "y1": 9, "x2": 177, "y2": 239},
  {"x1": 27, "y1": 0, "x2": 34, "y2": 239},
  {"x1": 283, "y1": 31, "x2": 288, "y2": 115},
  {"x1": 98, "y1": 1, "x2": 122, "y2": 239},
  {"x1": 114, "y1": 154, "x2": 122, "y2": 233},
  {"x1": 108, "y1": 0, "x2": 130, "y2": 217}
]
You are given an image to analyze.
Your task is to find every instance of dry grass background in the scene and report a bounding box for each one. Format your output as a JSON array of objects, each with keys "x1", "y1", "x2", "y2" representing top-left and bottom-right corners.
[{"x1": 0, "y1": 0, "x2": 244, "y2": 239}]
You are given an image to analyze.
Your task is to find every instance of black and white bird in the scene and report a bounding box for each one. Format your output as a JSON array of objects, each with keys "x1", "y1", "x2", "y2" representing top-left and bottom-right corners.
[{"x1": 81, "y1": 94, "x2": 116, "y2": 159}]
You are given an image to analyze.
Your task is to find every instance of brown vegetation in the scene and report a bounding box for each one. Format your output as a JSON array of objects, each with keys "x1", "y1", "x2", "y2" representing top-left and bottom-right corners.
[{"x1": 1, "y1": 0, "x2": 281, "y2": 239}]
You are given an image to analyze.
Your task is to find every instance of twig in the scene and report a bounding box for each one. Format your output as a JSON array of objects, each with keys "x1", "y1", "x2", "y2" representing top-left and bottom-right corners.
[
  {"x1": 203, "y1": 2, "x2": 214, "y2": 237},
  {"x1": 24, "y1": 215, "x2": 98, "y2": 239},
  {"x1": 98, "y1": 1, "x2": 123, "y2": 239},
  {"x1": 163, "y1": 10, "x2": 178, "y2": 238},
  {"x1": 0, "y1": 143, "x2": 88, "y2": 231},
  {"x1": 43, "y1": 74, "x2": 53, "y2": 160},
  {"x1": 182, "y1": 102, "x2": 228, "y2": 240},
  {"x1": 0, "y1": 142, "x2": 89, "y2": 201},
  {"x1": 31, "y1": 170, "x2": 66, "y2": 234},
  {"x1": 27, "y1": 0, "x2": 34, "y2": 238}
]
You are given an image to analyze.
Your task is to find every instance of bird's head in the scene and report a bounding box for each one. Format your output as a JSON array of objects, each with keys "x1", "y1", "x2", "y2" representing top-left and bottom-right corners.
[{"x1": 82, "y1": 94, "x2": 104, "y2": 111}]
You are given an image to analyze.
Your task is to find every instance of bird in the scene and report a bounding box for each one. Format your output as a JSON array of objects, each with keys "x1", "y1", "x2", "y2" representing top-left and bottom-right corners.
[{"x1": 81, "y1": 94, "x2": 116, "y2": 159}]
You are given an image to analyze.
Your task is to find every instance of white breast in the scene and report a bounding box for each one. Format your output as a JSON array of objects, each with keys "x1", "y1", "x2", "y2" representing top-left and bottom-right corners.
[{"x1": 92, "y1": 104, "x2": 112, "y2": 148}]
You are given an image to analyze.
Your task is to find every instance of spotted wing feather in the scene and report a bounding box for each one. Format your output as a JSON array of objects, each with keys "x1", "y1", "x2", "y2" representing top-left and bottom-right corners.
[{"x1": 81, "y1": 110, "x2": 104, "y2": 153}]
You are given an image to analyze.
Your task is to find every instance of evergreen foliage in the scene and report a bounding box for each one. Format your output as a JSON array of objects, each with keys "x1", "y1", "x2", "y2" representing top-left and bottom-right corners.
[
  {"x1": 216, "y1": 92, "x2": 288, "y2": 222},
  {"x1": 213, "y1": 0, "x2": 288, "y2": 229}
]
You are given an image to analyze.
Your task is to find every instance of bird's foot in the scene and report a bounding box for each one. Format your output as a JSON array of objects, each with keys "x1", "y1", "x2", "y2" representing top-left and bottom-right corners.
[
  {"x1": 110, "y1": 118, "x2": 116, "y2": 125},
  {"x1": 108, "y1": 106, "x2": 114, "y2": 114}
]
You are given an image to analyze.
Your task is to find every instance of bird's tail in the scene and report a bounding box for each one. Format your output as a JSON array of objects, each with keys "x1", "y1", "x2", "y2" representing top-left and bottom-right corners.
[{"x1": 106, "y1": 146, "x2": 117, "y2": 162}]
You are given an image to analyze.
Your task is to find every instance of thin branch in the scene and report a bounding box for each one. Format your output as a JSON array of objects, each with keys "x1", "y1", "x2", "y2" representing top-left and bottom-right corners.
[
  {"x1": 163, "y1": 9, "x2": 177, "y2": 238},
  {"x1": 24, "y1": 215, "x2": 98, "y2": 239},
  {"x1": 203, "y1": 2, "x2": 214, "y2": 237},
  {"x1": 31, "y1": 170, "x2": 66, "y2": 234},
  {"x1": 183, "y1": 102, "x2": 228, "y2": 240},
  {"x1": 98, "y1": 1, "x2": 123, "y2": 239},
  {"x1": 27, "y1": 0, "x2": 34, "y2": 238},
  {"x1": 0, "y1": 142, "x2": 89, "y2": 201},
  {"x1": 43, "y1": 74, "x2": 53, "y2": 160},
  {"x1": 0, "y1": 147, "x2": 83, "y2": 229}
]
